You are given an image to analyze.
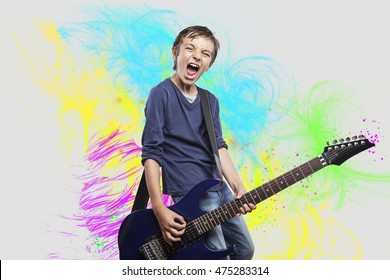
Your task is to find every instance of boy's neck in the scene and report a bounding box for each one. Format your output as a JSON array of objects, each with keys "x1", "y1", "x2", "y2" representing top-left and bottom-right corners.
[{"x1": 170, "y1": 75, "x2": 197, "y2": 96}]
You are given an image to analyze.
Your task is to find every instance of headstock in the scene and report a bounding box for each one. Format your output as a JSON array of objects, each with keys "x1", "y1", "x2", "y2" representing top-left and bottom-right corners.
[{"x1": 322, "y1": 135, "x2": 375, "y2": 166}]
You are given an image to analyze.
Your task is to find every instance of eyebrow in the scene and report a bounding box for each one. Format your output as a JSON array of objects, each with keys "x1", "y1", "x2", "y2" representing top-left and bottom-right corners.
[{"x1": 185, "y1": 43, "x2": 213, "y2": 55}]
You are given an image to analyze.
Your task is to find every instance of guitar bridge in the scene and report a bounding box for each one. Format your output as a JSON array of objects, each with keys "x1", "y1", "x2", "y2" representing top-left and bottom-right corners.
[
  {"x1": 138, "y1": 220, "x2": 201, "y2": 259},
  {"x1": 139, "y1": 235, "x2": 178, "y2": 260}
]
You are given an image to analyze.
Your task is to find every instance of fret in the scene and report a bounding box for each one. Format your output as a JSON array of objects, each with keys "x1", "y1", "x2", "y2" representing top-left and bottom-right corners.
[
  {"x1": 220, "y1": 204, "x2": 230, "y2": 221},
  {"x1": 204, "y1": 214, "x2": 213, "y2": 230},
  {"x1": 196, "y1": 216, "x2": 206, "y2": 233},
  {"x1": 246, "y1": 191, "x2": 257, "y2": 204},
  {"x1": 306, "y1": 160, "x2": 315, "y2": 173},
  {"x1": 257, "y1": 184, "x2": 269, "y2": 202},
  {"x1": 208, "y1": 213, "x2": 217, "y2": 229},
  {"x1": 264, "y1": 182, "x2": 275, "y2": 196},
  {"x1": 202, "y1": 215, "x2": 212, "y2": 231},
  {"x1": 202, "y1": 215, "x2": 212, "y2": 233},
  {"x1": 257, "y1": 188, "x2": 269, "y2": 201},
  {"x1": 210, "y1": 214, "x2": 218, "y2": 228},
  {"x1": 290, "y1": 165, "x2": 305, "y2": 182},
  {"x1": 281, "y1": 173, "x2": 292, "y2": 187},
  {"x1": 249, "y1": 190, "x2": 261, "y2": 204},
  {"x1": 216, "y1": 209, "x2": 226, "y2": 223},
  {"x1": 204, "y1": 214, "x2": 216, "y2": 229},
  {"x1": 280, "y1": 174, "x2": 289, "y2": 188},
  {"x1": 242, "y1": 193, "x2": 251, "y2": 205},
  {"x1": 300, "y1": 163, "x2": 314, "y2": 177},
  {"x1": 231, "y1": 199, "x2": 241, "y2": 213},
  {"x1": 201, "y1": 216, "x2": 209, "y2": 232},
  {"x1": 273, "y1": 177, "x2": 283, "y2": 192},
  {"x1": 297, "y1": 165, "x2": 305, "y2": 177},
  {"x1": 289, "y1": 169, "x2": 299, "y2": 183},
  {"x1": 273, "y1": 180, "x2": 282, "y2": 193},
  {"x1": 225, "y1": 203, "x2": 235, "y2": 218},
  {"x1": 214, "y1": 210, "x2": 223, "y2": 224},
  {"x1": 203, "y1": 216, "x2": 211, "y2": 231},
  {"x1": 193, "y1": 220, "x2": 200, "y2": 233}
]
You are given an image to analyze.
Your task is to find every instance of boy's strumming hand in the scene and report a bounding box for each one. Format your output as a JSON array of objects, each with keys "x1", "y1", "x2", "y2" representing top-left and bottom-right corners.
[{"x1": 153, "y1": 205, "x2": 186, "y2": 245}]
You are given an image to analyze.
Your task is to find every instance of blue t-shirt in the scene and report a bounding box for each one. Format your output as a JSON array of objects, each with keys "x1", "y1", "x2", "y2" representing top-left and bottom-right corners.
[{"x1": 141, "y1": 78, "x2": 228, "y2": 196}]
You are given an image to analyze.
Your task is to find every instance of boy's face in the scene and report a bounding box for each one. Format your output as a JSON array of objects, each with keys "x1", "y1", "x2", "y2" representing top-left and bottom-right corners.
[{"x1": 172, "y1": 36, "x2": 215, "y2": 86}]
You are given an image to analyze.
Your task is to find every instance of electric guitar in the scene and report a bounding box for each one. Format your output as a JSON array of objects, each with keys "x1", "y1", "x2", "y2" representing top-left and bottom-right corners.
[{"x1": 118, "y1": 135, "x2": 374, "y2": 259}]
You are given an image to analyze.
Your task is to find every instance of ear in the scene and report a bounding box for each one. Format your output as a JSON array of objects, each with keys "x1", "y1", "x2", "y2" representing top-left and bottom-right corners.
[
  {"x1": 172, "y1": 47, "x2": 178, "y2": 58},
  {"x1": 172, "y1": 47, "x2": 178, "y2": 64}
]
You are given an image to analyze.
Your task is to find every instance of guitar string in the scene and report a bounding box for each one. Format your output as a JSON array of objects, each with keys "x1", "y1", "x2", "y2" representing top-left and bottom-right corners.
[
  {"x1": 189, "y1": 143, "x2": 368, "y2": 233},
  {"x1": 152, "y1": 159, "x2": 320, "y2": 253},
  {"x1": 225, "y1": 143, "x2": 368, "y2": 216},
  {"x1": 203, "y1": 158, "x2": 323, "y2": 229},
  {"x1": 148, "y1": 141, "x2": 369, "y2": 257},
  {"x1": 243, "y1": 142, "x2": 368, "y2": 204},
  {"x1": 185, "y1": 143, "x2": 363, "y2": 245}
]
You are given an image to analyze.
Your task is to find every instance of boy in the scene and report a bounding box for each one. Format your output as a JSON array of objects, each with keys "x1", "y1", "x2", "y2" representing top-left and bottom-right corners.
[{"x1": 141, "y1": 25, "x2": 255, "y2": 259}]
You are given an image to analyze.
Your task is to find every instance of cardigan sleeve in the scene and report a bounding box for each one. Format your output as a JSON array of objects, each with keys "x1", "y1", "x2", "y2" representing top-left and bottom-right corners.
[
  {"x1": 141, "y1": 87, "x2": 166, "y2": 166},
  {"x1": 211, "y1": 94, "x2": 228, "y2": 150}
]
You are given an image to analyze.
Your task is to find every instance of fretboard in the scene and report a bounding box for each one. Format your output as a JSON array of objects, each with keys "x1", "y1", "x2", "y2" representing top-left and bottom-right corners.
[{"x1": 191, "y1": 155, "x2": 327, "y2": 235}]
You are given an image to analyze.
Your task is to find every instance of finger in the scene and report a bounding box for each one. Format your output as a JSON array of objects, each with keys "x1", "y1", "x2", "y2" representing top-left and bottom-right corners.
[
  {"x1": 169, "y1": 228, "x2": 184, "y2": 239},
  {"x1": 166, "y1": 231, "x2": 182, "y2": 242},
  {"x1": 162, "y1": 231, "x2": 173, "y2": 245},
  {"x1": 244, "y1": 204, "x2": 252, "y2": 212},
  {"x1": 173, "y1": 215, "x2": 186, "y2": 228},
  {"x1": 170, "y1": 222, "x2": 185, "y2": 231},
  {"x1": 240, "y1": 204, "x2": 252, "y2": 214},
  {"x1": 175, "y1": 226, "x2": 186, "y2": 234},
  {"x1": 177, "y1": 215, "x2": 186, "y2": 223}
]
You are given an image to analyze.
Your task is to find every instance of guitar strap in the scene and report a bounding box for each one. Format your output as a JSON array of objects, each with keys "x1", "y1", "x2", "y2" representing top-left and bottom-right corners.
[
  {"x1": 131, "y1": 170, "x2": 149, "y2": 212},
  {"x1": 131, "y1": 87, "x2": 223, "y2": 213},
  {"x1": 198, "y1": 88, "x2": 224, "y2": 185}
]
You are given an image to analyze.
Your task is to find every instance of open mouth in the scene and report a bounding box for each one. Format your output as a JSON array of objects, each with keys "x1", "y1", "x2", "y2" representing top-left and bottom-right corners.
[{"x1": 187, "y1": 63, "x2": 200, "y2": 76}]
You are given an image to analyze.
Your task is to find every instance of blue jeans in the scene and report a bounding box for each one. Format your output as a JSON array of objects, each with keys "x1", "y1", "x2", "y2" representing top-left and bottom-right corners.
[{"x1": 172, "y1": 186, "x2": 255, "y2": 260}]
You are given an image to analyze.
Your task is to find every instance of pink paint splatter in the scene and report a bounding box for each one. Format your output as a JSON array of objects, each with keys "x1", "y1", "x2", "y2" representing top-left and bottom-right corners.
[
  {"x1": 58, "y1": 129, "x2": 173, "y2": 259},
  {"x1": 360, "y1": 117, "x2": 384, "y2": 161}
]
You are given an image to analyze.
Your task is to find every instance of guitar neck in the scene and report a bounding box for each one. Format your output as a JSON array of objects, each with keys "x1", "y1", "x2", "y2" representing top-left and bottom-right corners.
[{"x1": 192, "y1": 155, "x2": 328, "y2": 235}]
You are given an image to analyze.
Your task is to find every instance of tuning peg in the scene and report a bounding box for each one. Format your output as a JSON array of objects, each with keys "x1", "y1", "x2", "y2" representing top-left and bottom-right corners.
[
  {"x1": 359, "y1": 135, "x2": 365, "y2": 139},
  {"x1": 346, "y1": 137, "x2": 351, "y2": 141},
  {"x1": 326, "y1": 141, "x2": 330, "y2": 146},
  {"x1": 332, "y1": 140, "x2": 338, "y2": 144},
  {"x1": 352, "y1": 136, "x2": 357, "y2": 140},
  {"x1": 339, "y1": 138, "x2": 345, "y2": 143}
]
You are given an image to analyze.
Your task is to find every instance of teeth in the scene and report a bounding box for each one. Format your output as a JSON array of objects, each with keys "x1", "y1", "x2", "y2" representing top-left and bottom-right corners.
[{"x1": 189, "y1": 63, "x2": 199, "y2": 69}]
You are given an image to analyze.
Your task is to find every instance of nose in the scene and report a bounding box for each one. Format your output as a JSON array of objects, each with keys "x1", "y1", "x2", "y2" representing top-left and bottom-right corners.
[{"x1": 192, "y1": 51, "x2": 201, "y2": 61}]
